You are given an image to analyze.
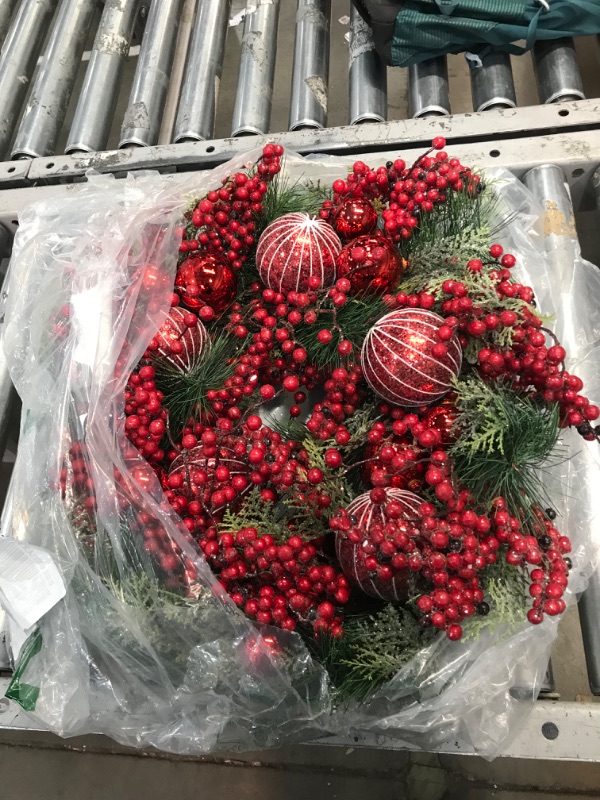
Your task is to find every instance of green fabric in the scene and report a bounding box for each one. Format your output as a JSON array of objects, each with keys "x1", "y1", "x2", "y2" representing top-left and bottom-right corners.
[
  {"x1": 5, "y1": 629, "x2": 42, "y2": 712},
  {"x1": 390, "y1": 0, "x2": 600, "y2": 66}
]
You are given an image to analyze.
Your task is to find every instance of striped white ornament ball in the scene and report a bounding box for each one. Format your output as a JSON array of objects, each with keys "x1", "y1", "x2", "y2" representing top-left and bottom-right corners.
[
  {"x1": 255, "y1": 212, "x2": 342, "y2": 293},
  {"x1": 361, "y1": 308, "x2": 462, "y2": 406},
  {"x1": 151, "y1": 307, "x2": 210, "y2": 373},
  {"x1": 335, "y1": 488, "x2": 422, "y2": 601}
]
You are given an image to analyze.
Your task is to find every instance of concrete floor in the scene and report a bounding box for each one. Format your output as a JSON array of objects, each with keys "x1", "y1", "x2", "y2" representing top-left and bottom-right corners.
[{"x1": 3, "y1": 1, "x2": 600, "y2": 797}]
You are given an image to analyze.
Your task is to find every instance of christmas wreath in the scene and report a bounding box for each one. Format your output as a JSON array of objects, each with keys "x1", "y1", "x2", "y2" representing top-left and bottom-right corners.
[{"x1": 2, "y1": 141, "x2": 599, "y2": 753}]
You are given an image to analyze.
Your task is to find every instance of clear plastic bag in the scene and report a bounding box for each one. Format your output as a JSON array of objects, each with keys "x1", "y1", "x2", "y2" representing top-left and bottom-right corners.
[{"x1": 1, "y1": 152, "x2": 599, "y2": 757}]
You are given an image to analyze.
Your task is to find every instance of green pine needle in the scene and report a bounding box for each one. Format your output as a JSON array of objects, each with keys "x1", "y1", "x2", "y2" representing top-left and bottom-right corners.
[
  {"x1": 254, "y1": 170, "x2": 333, "y2": 237},
  {"x1": 154, "y1": 333, "x2": 241, "y2": 433},
  {"x1": 452, "y1": 377, "x2": 561, "y2": 526},
  {"x1": 294, "y1": 294, "x2": 388, "y2": 370}
]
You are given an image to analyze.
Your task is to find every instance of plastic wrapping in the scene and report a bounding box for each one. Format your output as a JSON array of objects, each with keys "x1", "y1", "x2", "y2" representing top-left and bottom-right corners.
[{"x1": 1, "y1": 151, "x2": 599, "y2": 757}]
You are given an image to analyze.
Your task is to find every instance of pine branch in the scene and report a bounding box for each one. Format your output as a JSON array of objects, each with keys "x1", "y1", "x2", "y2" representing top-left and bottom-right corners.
[
  {"x1": 153, "y1": 333, "x2": 241, "y2": 433},
  {"x1": 451, "y1": 377, "x2": 562, "y2": 526},
  {"x1": 253, "y1": 171, "x2": 332, "y2": 238},
  {"x1": 294, "y1": 294, "x2": 387, "y2": 370}
]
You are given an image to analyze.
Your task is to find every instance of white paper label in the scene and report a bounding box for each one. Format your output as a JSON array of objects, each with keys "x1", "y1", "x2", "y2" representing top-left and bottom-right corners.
[{"x1": 0, "y1": 539, "x2": 66, "y2": 631}]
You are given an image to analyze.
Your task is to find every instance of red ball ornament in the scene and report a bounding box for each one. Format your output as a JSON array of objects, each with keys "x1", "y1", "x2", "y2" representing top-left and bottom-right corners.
[
  {"x1": 423, "y1": 397, "x2": 459, "y2": 444},
  {"x1": 175, "y1": 252, "x2": 237, "y2": 313},
  {"x1": 336, "y1": 233, "x2": 405, "y2": 295},
  {"x1": 255, "y1": 212, "x2": 342, "y2": 293},
  {"x1": 168, "y1": 446, "x2": 249, "y2": 513},
  {"x1": 333, "y1": 198, "x2": 378, "y2": 240},
  {"x1": 361, "y1": 309, "x2": 462, "y2": 406},
  {"x1": 335, "y1": 488, "x2": 422, "y2": 601},
  {"x1": 150, "y1": 307, "x2": 210, "y2": 372}
]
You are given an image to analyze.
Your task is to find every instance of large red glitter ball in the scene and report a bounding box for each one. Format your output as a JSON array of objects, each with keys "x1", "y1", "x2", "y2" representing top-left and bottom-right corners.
[
  {"x1": 255, "y1": 212, "x2": 342, "y2": 293},
  {"x1": 333, "y1": 198, "x2": 378, "y2": 240},
  {"x1": 336, "y1": 232, "x2": 405, "y2": 295},
  {"x1": 361, "y1": 309, "x2": 462, "y2": 406},
  {"x1": 175, "y1": 252, "x2": 237, "y2": 312},
  {"x1": 335, "y1": 488, "x2": 422, "y2": 601},
  {"x1": 168, "y1": 446, "x2": 249, "y2": 512},
  {"x1": 150, "y1": 307, "x2": 209, "y2": 373}
]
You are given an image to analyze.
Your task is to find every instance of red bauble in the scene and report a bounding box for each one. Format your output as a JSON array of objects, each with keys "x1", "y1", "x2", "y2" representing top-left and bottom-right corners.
[
  {"x1": 333, "y1": 198, "x2": 378, "y2": 240},
  {"x1": 175, "y1": 252, "x2": 237, "y2": 312},
  {"x1": 150, "y1": 307, "x2": 209, "y2": 372},
  {"x1": 423, "y1": 398, "x2": 459, "y2": 444},
  {"x1": 168, "y1": 446, "x2": 249, "y2": 513},
  {"x1": 361, "y1": 309, "x2": 462, "y2": 406},
  {"x1": 255, "y1": 212, "x2": 342, "y2": 292},
  {"x1": 335, "y1": 488, "x2": 422, "y2": 601},
  {"x1": 336, "y1": 233, "x2": 404, "y2": 295}
]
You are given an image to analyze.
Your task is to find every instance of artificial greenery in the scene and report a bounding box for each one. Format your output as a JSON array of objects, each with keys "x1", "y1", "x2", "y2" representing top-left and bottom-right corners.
[
  {"x1": 154, "y1": 333, "x2": 240, "y2": 432},
  {"x1": 307, "y1": 604, "x2": 433, "y2": 702},
  {"x1": 462, "y1": 556, "x2": 529, "y2": 642},
  {"x1": 254, "y1": 171, "x2": 333, "y2": 237},
  {"x1": 452, "y1": 376, "x2": 560, "y2": 526}
]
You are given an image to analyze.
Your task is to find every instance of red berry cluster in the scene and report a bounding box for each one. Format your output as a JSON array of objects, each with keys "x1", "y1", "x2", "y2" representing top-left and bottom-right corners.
[
  {"x1": 321, "y1": 138, "x2": 479, "y2": 244},
  {"x1": 177, "y1": 144, "x2": 283, "y2": 269},
  {"x1": 199, "y1": 526, "x2": 349, "y2": 636},
  {"x1": 124, "y1": 365, "x2": 167, "y2": 465}
]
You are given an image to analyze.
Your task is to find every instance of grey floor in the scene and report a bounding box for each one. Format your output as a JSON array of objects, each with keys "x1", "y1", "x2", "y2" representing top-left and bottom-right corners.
[{"x1": 2, "y1": 1, "x2": 600, "y2": 797}]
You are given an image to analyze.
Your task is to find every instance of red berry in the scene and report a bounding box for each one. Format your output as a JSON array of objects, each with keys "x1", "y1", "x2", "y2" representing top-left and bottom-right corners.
[
  {"x1": 489, "y1": 244, "x2": 503, "y2": 259},
  {"x1": 446, "y1": 624, "x2": 463, "y2": 641}
]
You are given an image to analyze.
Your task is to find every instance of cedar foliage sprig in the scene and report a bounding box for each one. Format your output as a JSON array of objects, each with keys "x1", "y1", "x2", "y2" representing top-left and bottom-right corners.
[{"x1": 451, "y1": 376, "x2": 561, "y2": 526}]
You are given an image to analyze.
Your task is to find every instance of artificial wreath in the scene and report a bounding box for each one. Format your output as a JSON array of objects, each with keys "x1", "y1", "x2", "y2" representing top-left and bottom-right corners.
[{"x1": 62, "y1": 140, "x2": 598, "y2": 702}]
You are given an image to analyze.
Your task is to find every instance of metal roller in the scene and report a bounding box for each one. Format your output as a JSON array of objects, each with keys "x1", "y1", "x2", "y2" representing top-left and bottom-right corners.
[
  {"x1": 0, "y1": 0, "x2": 58, "y2": 160},
  {"x1": 66, "y1": 0, "x2": 140, "y2": 153},
  {"x1": 173, "y1": 0, "x2": 231, "y2": 143},
  {"x1": 408, "y1": 56, "x2": 450, "y2": 118},
  {"x1": 289, "y1": 0, "x2": 330, "y2": 131},
  {"x1": 11, "y1": 0, "x2": 97, "y2": 159},
  {"x1": 231, "y1": 0, "x2": 280, "y2": 137},
  {"x1": 119, "y1": 0, "x2": 184, "y2": 148},
  {"x1": 523, "y1": 164, "x2": 600, "y2": 696},
  {"x1": 348, "y1": 2, "x2": 386, "y2": 125},
  {"x1": 470, "y1": 51, "x2": 516, "y2": 112},
  {"x1": 65, "y1": 0, "x2": 139, "y2": 153},
  {"x1": 533, "y1": 38, "x2": 585, "y2": 104},
  {"x1": 0, "y1": 0, "x2": 19, "y2": 49}
]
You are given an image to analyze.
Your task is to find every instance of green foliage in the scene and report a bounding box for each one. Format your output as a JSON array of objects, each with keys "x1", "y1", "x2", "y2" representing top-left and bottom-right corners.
[
  {"x1": 313, "y1": 605, "x2": 433, "y2": 702},
  {"x1": 254, "y1": 171, "x2": 332, "y2": 237},
  {"x1": 154, "y1": 333, "x2": 241, "y2": 432},
  {"x1": 462, "y1": 556, "x2": 529, "y2": 641},
  {"x1": 294, "y1": 294, "x2": 388, "y2": 370},
  {"x1": 452, "y1": 376, "x2": 561, "y2": 525},
  {"x1": 221, "y1": 488, "x2": 288, "y2": 541}
]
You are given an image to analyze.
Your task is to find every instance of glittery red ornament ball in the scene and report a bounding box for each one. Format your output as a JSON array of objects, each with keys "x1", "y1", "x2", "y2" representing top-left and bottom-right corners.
[
  {"x1": 423, "y1": 398, "x2": 459, "y2": 444},
  {"x1": 175, "y1": 252, "x2": 237, "y2": 313},
  {"x1": 361, "y1": 309, "x2": 462, "y2": 406},
  {"x1": 168, "y1": 446, "x2": 249, "y2": 512},
  {"x1": 336, "y1": 488, "x2": 422, "y2": 601},
  {"x1": 150, "y1": 307, "x2": 210, "y2": 373},
  {"x1": 256, "y1": 212, "x2": 342, "y2": 292},
  {"x1": 336, "y1": 233, "x2": 405, "y2": 295},
  {"x1": 333, "y1": 198, "x2": 378, "y2": 240}
]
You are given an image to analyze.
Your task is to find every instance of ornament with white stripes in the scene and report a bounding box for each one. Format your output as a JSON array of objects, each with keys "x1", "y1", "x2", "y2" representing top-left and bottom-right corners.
[
  {"x1": 361, "y1": 308, "x2": 462, "y2": 407},
  {"x1": 149, "y1": 307, "x2": 210, "y2": 373},
  {"x1": 335, "y1": 488, "x2": 423, "y2": 601},
  {"x1": 255, "y1": 212, "x2": 342, "y2": 293}
]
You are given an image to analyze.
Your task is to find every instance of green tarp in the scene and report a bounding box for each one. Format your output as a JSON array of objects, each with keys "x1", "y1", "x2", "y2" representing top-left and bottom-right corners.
[{"x1": 355, "y1": 0, "x2": 600, "y2": 67}]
